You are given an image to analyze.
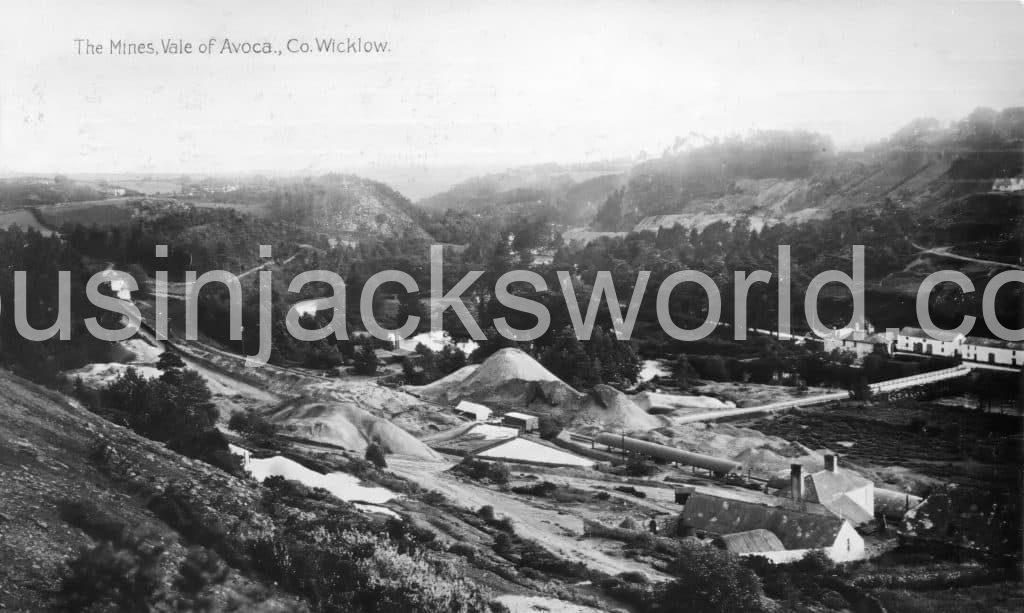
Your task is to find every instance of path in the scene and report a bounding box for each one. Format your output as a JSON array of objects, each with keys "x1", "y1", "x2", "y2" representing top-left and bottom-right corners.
[
  {"x1": 910, "y1": 241, "x2": 1022, "y2": 270},
  {"x1": 387, "y1": 457, "x2": 672, "y2": 581}
]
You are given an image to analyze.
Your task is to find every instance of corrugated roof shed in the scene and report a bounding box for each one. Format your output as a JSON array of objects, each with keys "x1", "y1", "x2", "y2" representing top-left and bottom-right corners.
[
  {"x1": 715, "y1": 529, "x2": 786, "y2": 554},
  {"x1": 681, "y1": 492, "x2": 845, "y2": 550}
]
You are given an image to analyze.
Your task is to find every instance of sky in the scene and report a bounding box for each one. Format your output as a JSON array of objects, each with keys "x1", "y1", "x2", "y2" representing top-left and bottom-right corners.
[{"x1": 1, "y1": 0, "x2": 1022, "y2": 198}]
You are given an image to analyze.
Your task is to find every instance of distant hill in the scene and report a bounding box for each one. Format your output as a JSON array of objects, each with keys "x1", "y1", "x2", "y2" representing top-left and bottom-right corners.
[
  {"x1": 416, "y1": 162, "x2": 630, "y2": 224},
  {"x1": 243, "y1": 174, "x2": 433, "y2": 242},
  {"x1": 599, "y1": 107, "x2": 1024, "y2": 233}
]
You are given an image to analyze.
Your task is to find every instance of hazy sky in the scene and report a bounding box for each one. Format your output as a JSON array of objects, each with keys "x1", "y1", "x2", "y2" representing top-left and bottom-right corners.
[{"x1": 2, "y1": 0, "x2": 1023, "y2": 190}]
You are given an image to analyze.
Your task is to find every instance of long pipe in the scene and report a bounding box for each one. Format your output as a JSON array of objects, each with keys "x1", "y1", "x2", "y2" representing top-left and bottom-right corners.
[{"x1": 594, "y1": 432, "x2": 741, "y2": 474}]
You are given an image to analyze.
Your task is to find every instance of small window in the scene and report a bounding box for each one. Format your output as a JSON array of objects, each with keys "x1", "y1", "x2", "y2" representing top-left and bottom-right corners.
[{"x1": 846, "y1": 539, "x2": 851, "y2": 552}]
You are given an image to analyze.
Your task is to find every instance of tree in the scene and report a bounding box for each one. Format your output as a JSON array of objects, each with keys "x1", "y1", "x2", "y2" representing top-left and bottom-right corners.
[
  {"x1": 365, "y1": 443, "x2": 387, "y2": 469},
  {"x1": 657, "y1": 545, "x2": 765, "y2": 613},
  {"x1": 354, "y1": 343, "x2": 379, "y2": 376},
  {"x1": 156, "y1": 350, "x2": 186, "y2": 372},
  {"x1": 675, "y1": 353, "x2": 696, "y2": 388}
]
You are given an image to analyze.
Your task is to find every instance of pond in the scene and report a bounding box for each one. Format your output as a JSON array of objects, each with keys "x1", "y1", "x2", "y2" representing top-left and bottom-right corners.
[{"x1": 230, "y1": 444, "x2": 397, "y2": 505}]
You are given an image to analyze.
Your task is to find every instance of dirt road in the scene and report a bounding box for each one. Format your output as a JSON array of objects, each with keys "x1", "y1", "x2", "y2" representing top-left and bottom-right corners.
[
  {"x1": 387, "y1": 457, "x2": 673, "y2": 580},
  {"x1": 911, "y1": 241, "x2": 1023, "y2": 270}
]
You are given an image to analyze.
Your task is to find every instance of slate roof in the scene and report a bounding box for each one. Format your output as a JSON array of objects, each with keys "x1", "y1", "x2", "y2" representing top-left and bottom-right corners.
[
  {"x1": 822, "y1": 493, "x2": 875, "y2": 526},
  {"x1": 963, "y1": 336, "x2": 1024, "y2": 350},
  {"x1": 680, "y1": 492, "x2": 847, "y2": 550},
  {"x1": 777, "y1": 469, "x2": 874, "y2": 525},
  {"x1": 807, "y1": 470, "x2": 871, "y2": 505},
  {"x1": 715, "y1": 529, "x2": 786, "y2": 554}
]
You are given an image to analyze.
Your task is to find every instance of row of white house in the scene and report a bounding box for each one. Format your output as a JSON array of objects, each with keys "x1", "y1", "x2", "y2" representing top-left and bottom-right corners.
[{"x1": 822, "y1": 321, "x2": 1022, "y2": 369}]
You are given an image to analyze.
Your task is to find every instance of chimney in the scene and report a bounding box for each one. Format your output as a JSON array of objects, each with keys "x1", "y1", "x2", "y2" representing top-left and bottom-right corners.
[
  {"x1": 790, "y1": 464, "x2": 804, "y2": 502},
  {"x1": 824, "y1": 454, "x2": 838, "y2": 473}
]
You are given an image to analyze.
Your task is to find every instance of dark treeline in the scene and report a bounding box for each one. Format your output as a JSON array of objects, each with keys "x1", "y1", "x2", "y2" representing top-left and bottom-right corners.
[{"x1": 0, "y1": 227, "x2": 116, "y2": 383}]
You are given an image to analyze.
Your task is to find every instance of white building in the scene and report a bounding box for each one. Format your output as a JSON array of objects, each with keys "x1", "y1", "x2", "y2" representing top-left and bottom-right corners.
[
  {"x1": 502, "y1": 411, "x2": 539, "y2": 432},
  {"x1": 895, "y1": 327, "x2": 965, "y2": 358},
  {"x1": 961, "y1": 336, "x2": 1024, "y2": 368},
  {"x1": 895, "y1": 327, "x2": 1022, "y2": 369},
  {"x1": 784, "y1": 455, "x2": 875, "y2": 526},
  {"x1": 453, "y1": 400, "x2": 492, "y2": 422}
]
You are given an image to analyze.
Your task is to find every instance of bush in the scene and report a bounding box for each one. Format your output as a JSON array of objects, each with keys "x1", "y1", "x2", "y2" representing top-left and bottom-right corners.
[
  {"x1": 421, "y1": 490, "x2": 446, "y2": 505},
  {"x1": 511, "y1": 481, "x2": 558, "y2": 497},
  {"x1": 448, "y1": 542, "x2": 477, "y2": 561},
  {"x1": 478, "y1": 505, "x2": 496, "y2": 522},
  {"x1": 353, "y1": 343, "x2": 379, "y2": 375},
  {"x1": 658, "y1": 545, "x2": 766, "y2": 613},
  {"x1": 493, "y1": 532, "x2": 513, "y2": 554},
  {"x1": 59, "y1": 499, "x2": 129, "y2": 545},
  {"x1": 365, "y1": 443, "x2": 388, "y2": 469},
  {"x1": 625, "y1": 457, "x2": 660, "y2": 477},
  {"x1": 61, "y1": 537, "x2": 167, "y2": 612},
  {"x1": 228, "y1": 409, "x2": 278, "y2": 447},
  {"x1": 173, "y1": 547, "x2": 229, "y2": 611},
  {"x1": 486, "y1": 462, "x2": 510, "y2": 485},
  {"x1": 537, "y1": 416, "x2": 562, "y2": 440}
]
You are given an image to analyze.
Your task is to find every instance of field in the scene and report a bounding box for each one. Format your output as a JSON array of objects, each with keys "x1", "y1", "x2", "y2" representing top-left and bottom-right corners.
[
  {"x1": 745, "y1": 401, "x2": 1023, "y2": 491},
  {"x1": 34, "y1": 198, "x2": 145, "y2": 228},
  {"x1": 0, "y1": 208, "x2": 56, "y2": 236}
]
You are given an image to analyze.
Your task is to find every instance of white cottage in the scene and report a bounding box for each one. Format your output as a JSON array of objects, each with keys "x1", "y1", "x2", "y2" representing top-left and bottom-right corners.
[
  {"x1": 961, "y1": 336, "x2": 1024, "y2": 368},
  {"x1": 895, "y1": 327, "x2": 965, "y2": 358}
]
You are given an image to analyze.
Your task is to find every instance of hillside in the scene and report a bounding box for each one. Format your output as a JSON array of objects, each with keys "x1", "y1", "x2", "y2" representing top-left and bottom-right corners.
[
  {"x1": 0, "y1": 368, "x2": 301, "y2": 610},
  {"x1": 419, "y1": 108, "x2": 1022, "y2": 237},
  {"x1": 416, "y1": 163, "x2": 630, "y2": 224},
  {"x1": 603, "y1": 108, "x2": 1024, "y2": 233},
  {"x1": 214, "y1": 174, "x2": 433, "y2": 243}
]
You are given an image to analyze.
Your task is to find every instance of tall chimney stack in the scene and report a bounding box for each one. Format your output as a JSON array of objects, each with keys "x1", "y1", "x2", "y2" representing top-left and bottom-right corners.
[
  {"x1": 790, "y1": 464, "x2": 804, "y2": 502},
  {"x1": 824, "y1": 454, "x2": 838, "y2": 473}
]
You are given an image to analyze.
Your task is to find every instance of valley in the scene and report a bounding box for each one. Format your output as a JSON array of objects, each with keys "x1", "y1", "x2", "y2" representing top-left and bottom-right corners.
[{"x1": 0, "y1": 106, "x2": 1021, "y2": 613}]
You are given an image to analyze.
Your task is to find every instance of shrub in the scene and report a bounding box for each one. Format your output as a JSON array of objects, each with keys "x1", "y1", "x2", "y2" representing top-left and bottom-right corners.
[
  {"x1": 657, "y1": 545, "x2": 766, "y2": 613},
  {"x1": 493, "y1": 532, "x2": 513, "y2": 555},
  {"x1": 365, "y1": 443, "x2": 388, "y2": 469},
  {"x1": 511, "y1": 481, "x2": 558, "y2": 497},
  {"x1": 618, "y1": 571, "x2": 649, "y2": 584},
  {"x1": 537, "y1": 416, "x2": 562, "y2": 440},
  {"x1": 625, "y1": 457, "x2": 660, "y2": 477},
  {"x1": 173, "y1": 547, "x2": 229, "y2": 611},
  {"x1": 421, "y1": 490, "x2": 446, "y2": 505},
  {"x1": 486, "y1": 462, "x2": 510, "y2": 485},
  {"x1": 353, "y1": 343, "x2": 379, "y2": 375},
  {"x1": 478, "y1": 505, "x2": 496, "y2": 522},
  {"x1": 59, "y1": 499, "x2": 129, "y2": 545},
  {"x1": 448, "y1": 542, "x2": 477, "y2": 561},
  {"x1": 156, "y1": 350, "x2": 187, "y2": 372},
  {"x1": 61, "y1": 535, "x2": 167, "y2": 612},
  {"x1": 228, "y1": 409, "x2": 278, "y2": 447}
]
